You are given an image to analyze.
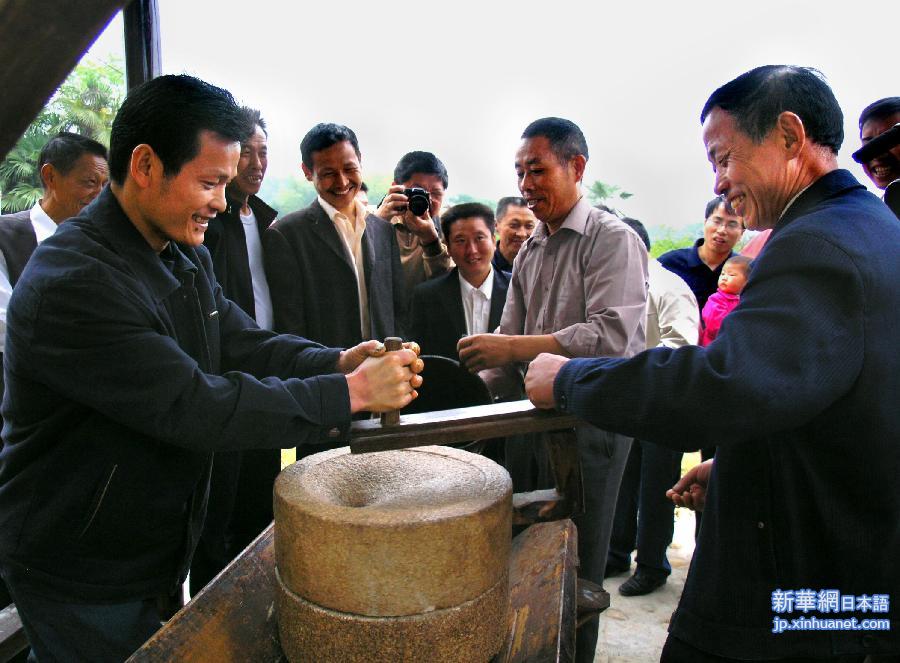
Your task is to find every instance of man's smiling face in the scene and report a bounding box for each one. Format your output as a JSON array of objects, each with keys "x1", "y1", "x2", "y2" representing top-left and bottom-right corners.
[
  {"x1": 136, "y1": 130, "x2": 239, "y2": 252},
  {"x1": 303, "y1": 140, "x2": 362, "y2": 214},
  {"x1": 703, "y1": 108, "x2": 792, "y2": 231},
  {"x1": 860, "y1": 112, "x2": 900, "y2": 190}
]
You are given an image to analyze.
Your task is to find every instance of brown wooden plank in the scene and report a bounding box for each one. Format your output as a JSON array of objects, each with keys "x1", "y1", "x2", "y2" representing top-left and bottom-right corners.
[
  {"x1": 350, "y1": 400, "x2": 578, "y2": 453},
  {"x1": 127, "y1": 525, "x2": 284, "y2": 663},
  {"x1": 0, "y1": 0, "x2": 126, "y2": 161},
  {"x1": 131, "y1": 520, "x2": 578, "y2": 662},
  {"x1": 123, "y1": 0, "x2": 161, "y2": 89},
  {"x1": 496, "y1": 520, "x2": 578, "y2": 663}
]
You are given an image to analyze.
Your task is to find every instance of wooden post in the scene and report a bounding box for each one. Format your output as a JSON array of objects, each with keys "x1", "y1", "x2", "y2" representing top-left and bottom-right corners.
[
  {"x1": 379, "y1": 337, "x2": 403, "y2": 426},
  {"x1": 123, "y1": 0, "x2": 162, "y2": 90}
]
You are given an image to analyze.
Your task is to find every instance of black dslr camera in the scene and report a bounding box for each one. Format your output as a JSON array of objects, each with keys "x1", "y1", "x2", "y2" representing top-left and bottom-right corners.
[
  {"x1": 402, "y1": 187, "x2": 431, "y2": 216},
  {"x1": 852, "y1": 123, "x2": 900, "y2": 164}
]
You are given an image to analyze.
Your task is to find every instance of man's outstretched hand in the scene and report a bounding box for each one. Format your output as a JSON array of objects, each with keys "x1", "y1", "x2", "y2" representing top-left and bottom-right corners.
[
  {"x1": 344, "y1": 341, "x2": 423, "y2": 413},
  {"x1": 525, "y1": 353, "x2": 570, "y2": 409},
  {"x1": 666, "y1": 459, "x2": 713, "y2": 512},
  {"x1": 337, "y1": 340, "x2": 421, "y2": 374}
]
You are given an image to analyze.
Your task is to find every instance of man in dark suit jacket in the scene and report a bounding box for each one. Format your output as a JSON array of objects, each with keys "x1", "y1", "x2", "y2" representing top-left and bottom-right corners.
[
  {"x1": 409, "y1": 203, "x2": 510, "y2": 361},
  {"x1": 263, "y1": 123, "x2": 404, "y2": 351},
  {"x1": 0, "y1": 132, "x2": 108, "y2": 347},
  {"x1": 526, "y1": 66, "x2": 900, "y2": 662}
]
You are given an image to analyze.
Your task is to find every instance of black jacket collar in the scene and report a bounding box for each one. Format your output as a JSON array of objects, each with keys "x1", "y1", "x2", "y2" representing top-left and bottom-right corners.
[
  {"x1": 774, "y1": 169, "x2": 865, "y2": 237},
  {"x1": 76, "y1": 187, "x2": 197, "y2": 302}
]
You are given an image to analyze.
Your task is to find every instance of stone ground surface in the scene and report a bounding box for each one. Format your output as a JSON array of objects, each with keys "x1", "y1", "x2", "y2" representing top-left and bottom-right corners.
[{"x1": 594, "y1": 505, "x2": 696, "y2": 663}]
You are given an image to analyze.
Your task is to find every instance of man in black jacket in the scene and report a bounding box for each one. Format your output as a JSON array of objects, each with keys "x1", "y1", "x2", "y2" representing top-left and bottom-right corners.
[{"x1": 0, "y1": 75, "x2": 421, "y2": 662}]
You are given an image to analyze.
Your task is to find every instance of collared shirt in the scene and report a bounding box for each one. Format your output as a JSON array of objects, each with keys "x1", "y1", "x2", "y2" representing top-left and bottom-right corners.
[
  {"x1": 318, "y1": 196, "x2": 369, "y2": 338},
  {"x1": 658, "y1": 238, "x2": 734, "y2": 312},
  {"x1": 0, "y1": 201, "x2": 58, "y2": 353},
  {"x1": 778, "y1": 182, "x2": 814, "y2": 221},
  {"x1": 459, "y1": 266, "x2": 494, "y2": 336},
  {"x1": 646, "y1": 258, "x2": 699, "y2": 350},
  {"x1": 499, "y1": 196, "x2": 648, "y2": 358},
  {"x1": 239, "y1": 208, "x2": 273, "y2": 330}
]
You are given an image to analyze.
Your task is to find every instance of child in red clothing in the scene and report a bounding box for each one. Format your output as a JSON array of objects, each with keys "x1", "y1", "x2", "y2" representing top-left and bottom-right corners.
[{"x1": 699, "y1": 255, "x2": 752, "y2": 346}]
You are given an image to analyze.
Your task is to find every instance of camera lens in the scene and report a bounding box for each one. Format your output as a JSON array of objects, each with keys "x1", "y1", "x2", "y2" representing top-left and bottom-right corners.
[
  {"x1": 405, "y1": 188, "x2": 430, "y2": 216},
  {"x1": 408, "y1": 195, "x2": 429, "y2": 216}
]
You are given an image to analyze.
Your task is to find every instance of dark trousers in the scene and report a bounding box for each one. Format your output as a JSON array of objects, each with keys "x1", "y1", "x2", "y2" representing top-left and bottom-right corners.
[
  {"x1": 505, "y1": 425, "x2": 632, "y2": 663},
  {"x1": 660, "y1": 634, "x2": 884, "y2": 663},
  {"x1": 608, "y1": 439, "x2": 683, "y2": 580},
  {"x1": 190, "y1": 448, "x2": 280, "y2": 595},
  {"x1": 2, "y1": 569, "x2": 164, "y2": 662}
]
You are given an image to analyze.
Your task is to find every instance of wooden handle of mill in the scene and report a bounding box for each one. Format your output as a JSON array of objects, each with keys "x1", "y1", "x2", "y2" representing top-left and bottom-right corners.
[{"x1": 380, "y1": 337, "x2": 403, "y2": 426}]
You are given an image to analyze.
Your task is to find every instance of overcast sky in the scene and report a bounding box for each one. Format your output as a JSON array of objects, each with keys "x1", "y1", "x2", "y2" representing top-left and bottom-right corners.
[{"x1": 89, "y1": 0, "x2": 897, "y2": 228}]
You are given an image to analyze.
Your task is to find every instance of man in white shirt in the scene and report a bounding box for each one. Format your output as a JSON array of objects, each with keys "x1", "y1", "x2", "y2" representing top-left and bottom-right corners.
[
  {"x1": 607, "y1": 217, "x2": 699, "y2": 597},
  {"x1": 192, "y1": 107, "x2": 279, "y2": 595},
  {"x1": 409, "y1": 203, "x2": 510, "y2": 361},
  {"x1": 0, "y1": 131, "x2": 108, "y2": 355},
  {"x1": 202, "y1": 107, "x2": 276, "y2": 329}
]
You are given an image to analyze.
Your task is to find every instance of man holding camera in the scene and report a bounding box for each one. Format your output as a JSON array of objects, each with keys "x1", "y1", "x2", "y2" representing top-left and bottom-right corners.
[
  {"x1": 854, "y1": 97, "x2": 900, "y2": 218},
  {"x1": 376, "y1": 151, "x2": 453, "y2": 297}
]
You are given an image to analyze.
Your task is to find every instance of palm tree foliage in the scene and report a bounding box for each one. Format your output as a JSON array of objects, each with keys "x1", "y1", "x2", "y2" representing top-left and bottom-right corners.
[{"x1": 0, "y1": 57, "x2": 124, "y2": 212}]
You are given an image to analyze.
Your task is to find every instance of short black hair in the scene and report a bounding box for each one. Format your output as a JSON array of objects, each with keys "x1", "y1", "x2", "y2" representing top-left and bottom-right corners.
[
  {"x1": 496, "y1": 196, "x2": 528, "y2": 222},
  {"x1": 859, "y1": 97, "x2": 900, "y2": 130},
  {"x1": 700, "y1": 65, "x2": 843, "y2": 155},
  {"x1": 441, "y1": 202, "x2": 495, "y2": 240},
  {"x1": 521, "y1": 117, "x2": 589, "y2": 164},
  {"x1": 704, "y1": 196, "x2": 737, "y2": 219},
  {"x1": 725, "y1": 254, "x2": 753, "y2": 275},
  {"x1": 393, "y1": 151, "x2": 448, "y2": 189},
  {"x1": 38, "y1": 132, "x2": 108, "y2": 186},
  {"x1": 620, "y1": 217, "x2": 650, "y2": 251},
  {"x1": 360, "y1": 181, "x2": 369, "y2": 193},
  {"x1": 239, "y1": 106, "x2": 267, "y2": 137},
  {"x1": 300, "y1": 123, "x2": 360, "y2": 170},
  {"x1": 108, "y1": 74, "x2": 248, "y2": 185}
]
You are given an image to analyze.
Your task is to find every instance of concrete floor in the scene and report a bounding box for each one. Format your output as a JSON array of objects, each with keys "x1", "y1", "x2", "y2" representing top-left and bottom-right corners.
[{"x1": 595, "y1": 506, "x2": 696, "y2": 663}]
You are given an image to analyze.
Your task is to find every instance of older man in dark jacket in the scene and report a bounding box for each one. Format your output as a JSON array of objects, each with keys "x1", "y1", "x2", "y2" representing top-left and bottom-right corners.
[{"x1": 527, "y1": 66, "x2": 900, "y2": 662}]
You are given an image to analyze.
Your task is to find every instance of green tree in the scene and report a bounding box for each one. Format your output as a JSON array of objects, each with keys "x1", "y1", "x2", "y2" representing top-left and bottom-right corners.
[
  {"x1": 587, "y1": 180, "x2": 633, "y2": 211},
  {"x1": 261, "y1": 175, "x2": 318, "y2": 214},
  {"x1": 53, "y1": 58, "x2": 124, "y2": 144},
  {"x1": 0, "y1": 57, "x2": 124, "y2": 212},
  {"x1": 361, "y1": 174, "x2": 392, "y2": 207},
  {"x1": 646, "y1": 225, "x2": 698, "y2": 258},
  {"x1": 447, "y1": 192, "x2": 497, "y2": 209}
]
